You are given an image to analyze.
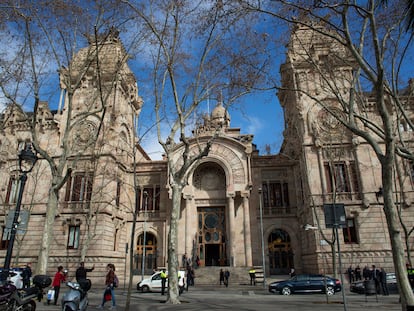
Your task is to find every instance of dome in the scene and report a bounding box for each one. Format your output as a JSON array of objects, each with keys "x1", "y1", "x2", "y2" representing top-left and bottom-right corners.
[{"x1": 211, "y1": 103, "x2": 230, "y2": 127}]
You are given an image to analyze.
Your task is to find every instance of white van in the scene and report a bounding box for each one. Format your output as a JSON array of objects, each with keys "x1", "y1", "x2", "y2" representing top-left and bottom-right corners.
[{"x1": 137, "y1": 270, "x2": 186, "y2": 293}]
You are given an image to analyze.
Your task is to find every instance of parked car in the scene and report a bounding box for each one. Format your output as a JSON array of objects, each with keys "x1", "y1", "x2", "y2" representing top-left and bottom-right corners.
[
  {"x1": 268, "y1": 274, "x2": 342, "y2": 296},
  {"x1": 350, "y1": 272, "x2": 397, "y2": 294},
  {"x1": 136, "y1": 270, "x2": 186, "y2": 293},
  {"x1": 0, "y1": 268, "x2": 24, "y2": 289}
]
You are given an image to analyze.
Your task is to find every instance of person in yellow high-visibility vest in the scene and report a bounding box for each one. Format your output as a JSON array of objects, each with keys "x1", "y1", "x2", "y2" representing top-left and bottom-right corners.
[
  {"x1": 160, "y1": 269, "x2": 167, "y2": 295},
  {"x1": 249, "y1": 267, "x2": 256, "y2": 286}
]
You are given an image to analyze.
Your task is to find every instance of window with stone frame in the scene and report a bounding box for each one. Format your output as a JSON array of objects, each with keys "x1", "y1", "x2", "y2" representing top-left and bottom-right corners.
[
  {"x1": 64, "y1": 172, "x2": 93, "y2": 202},
  {"x1": 67, "y1": 225, "x2": 80, "y2": 249},
  {"x1": 262, "y1": 181, "x2": 290, "y2": 214},
  {"x1": 324, "y1": 161, "x2": 360, "y2": 195},
  {"x1": 5, "y1": 174, "x2": 20, "y2": 204},
  {"x1": 342, "y1": 218, "x2": 358, "y2": 244},
  {"x1": 0, "y1": 226, "x2": 10, "y2": 250},
  {"x1": 138, "y1": 186, "x2": 160, "y2": 211}
]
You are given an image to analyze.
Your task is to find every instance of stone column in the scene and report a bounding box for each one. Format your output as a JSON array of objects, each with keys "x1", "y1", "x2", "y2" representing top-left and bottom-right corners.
[
  {"x1": 241, "y1": 192, "x2": 252, "y2": 266},
  {"x1": 227, "y1": 192, "x2": 235, "y2": 266}
]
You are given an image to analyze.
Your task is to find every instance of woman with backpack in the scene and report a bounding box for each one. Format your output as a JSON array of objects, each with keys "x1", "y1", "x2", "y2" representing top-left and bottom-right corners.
[{"x1": 98, "y1": 263, "x2": 117, "y2": 310}]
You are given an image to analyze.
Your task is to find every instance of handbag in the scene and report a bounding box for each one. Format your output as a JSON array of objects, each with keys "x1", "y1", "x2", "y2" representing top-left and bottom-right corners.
[
  {"x1": 47, "y1": 289, "x2": 55, "y2": 301},
  {"x1": 104, "y1": 287, "x2": 112, "y2": 301}
]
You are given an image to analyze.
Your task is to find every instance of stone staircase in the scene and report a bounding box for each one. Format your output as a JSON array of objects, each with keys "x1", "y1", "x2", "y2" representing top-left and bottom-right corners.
[{"x1": 191, "y1": 266, "x2": 264, "y2": 286}]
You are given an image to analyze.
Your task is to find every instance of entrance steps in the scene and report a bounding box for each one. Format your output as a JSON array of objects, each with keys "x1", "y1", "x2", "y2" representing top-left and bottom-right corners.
[{"x1": 191, "y1": 266, "x2": 264, "y2": 286}]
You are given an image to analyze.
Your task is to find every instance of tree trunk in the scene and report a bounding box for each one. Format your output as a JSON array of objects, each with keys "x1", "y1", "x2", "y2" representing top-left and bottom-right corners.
[
  {"x1": 166, "y1": 184, "x2": 182, "y2": 304},
  {"x1": 382, "y1": 154, "x2": 414, "y2": 308},
  {"x1": 36, "y1": 185, "x2": 59, "y2": 274}
]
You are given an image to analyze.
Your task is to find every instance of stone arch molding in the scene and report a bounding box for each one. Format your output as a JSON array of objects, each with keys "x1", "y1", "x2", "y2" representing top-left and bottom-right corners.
[{"x1": 172, "y1": 142, "x2": 247, "y2": 188}]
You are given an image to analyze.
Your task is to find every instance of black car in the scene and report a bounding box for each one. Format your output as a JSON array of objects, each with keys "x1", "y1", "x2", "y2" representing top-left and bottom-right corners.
[{"x1": 268, "y1": 274, "x2": 342, "y2": 296}]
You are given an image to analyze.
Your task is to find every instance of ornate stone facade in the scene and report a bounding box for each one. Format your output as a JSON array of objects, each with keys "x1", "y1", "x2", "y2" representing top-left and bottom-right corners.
[{"x1": 0, "y1": 25, "x2": 413, "y2": 285}]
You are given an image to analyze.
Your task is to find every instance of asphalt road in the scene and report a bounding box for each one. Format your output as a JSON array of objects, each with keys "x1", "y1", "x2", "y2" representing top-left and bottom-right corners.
[{"x1": 33, "y1": 283, "x2": 406, "y2": 311}]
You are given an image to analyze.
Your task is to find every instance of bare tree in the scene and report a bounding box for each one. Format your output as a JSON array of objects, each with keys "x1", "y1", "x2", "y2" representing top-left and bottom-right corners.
[
  {"x1": 120, "y1": 0, "x2": 271, "y2": 304},
  {"x1": 0, "y1": 1, "x2": 142, "y2": 274},
  {"x1": 238, "y1": 0, "x2": 414, "y2": 308}
]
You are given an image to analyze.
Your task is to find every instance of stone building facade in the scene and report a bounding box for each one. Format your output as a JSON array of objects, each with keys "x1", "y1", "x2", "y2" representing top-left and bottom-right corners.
[{"x1": 0, "y1": 25, "x2": 413, "y2": 283}]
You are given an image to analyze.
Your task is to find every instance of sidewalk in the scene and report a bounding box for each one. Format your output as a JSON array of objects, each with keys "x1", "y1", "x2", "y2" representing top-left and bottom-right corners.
[{"x1": 35, "y1": 282, "x2": 403, "y2": 311}]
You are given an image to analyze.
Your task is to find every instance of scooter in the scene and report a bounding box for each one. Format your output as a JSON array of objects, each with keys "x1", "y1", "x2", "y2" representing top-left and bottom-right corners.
[
  {"x1": 61, "y1": 279, "x2": 91, "y2": 311},
  {"x1": 0, "y1": 274, "x2": 51, "y2": 311}
]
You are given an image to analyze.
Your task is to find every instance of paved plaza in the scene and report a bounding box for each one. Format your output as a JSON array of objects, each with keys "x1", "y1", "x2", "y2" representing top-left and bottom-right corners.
[{"x1": 35, "y1": 283, "x2": 404, "y2": 311}]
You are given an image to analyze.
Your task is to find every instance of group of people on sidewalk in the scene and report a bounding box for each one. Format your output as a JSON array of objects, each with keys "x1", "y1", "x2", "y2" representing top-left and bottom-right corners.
[
  {"x1": 47, "y1": 261, "x2": 118, "y2": 309},
  {"x1": 347, "y1": 264, "x2": 389, "y2": 295}
]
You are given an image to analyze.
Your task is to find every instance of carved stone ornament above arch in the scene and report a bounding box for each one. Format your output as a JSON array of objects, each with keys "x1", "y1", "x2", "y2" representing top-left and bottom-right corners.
[{"x1": 171, "y1": 141, "x2": 246, "y2": 186}]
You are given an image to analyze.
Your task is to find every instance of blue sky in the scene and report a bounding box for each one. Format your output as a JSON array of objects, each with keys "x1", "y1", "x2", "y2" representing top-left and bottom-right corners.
[{"x1": 137, "y1": 89, "x2": 285, "y2": 161}]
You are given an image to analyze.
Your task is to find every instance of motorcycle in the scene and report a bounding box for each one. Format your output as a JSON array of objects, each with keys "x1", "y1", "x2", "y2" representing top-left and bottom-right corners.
[
  {"x1": 61, "y1": 279, "x2": 91, "y2": 311},
  {"x1": 0, "y1": 274, "x2": 51, "y2": 311}
]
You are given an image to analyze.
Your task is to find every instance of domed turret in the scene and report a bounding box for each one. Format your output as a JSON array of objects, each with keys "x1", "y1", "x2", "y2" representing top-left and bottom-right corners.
[{"x1": 211, "y1": 102, "x2": 230, "y2": 128}]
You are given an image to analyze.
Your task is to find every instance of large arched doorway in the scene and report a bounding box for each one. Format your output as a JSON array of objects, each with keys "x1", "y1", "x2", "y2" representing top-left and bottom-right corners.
[
  {"x1": 135, "y1": 232, "x2": 157, "y2": 274},
  {"x1": 193, "y1": 162, "x2": 227, "y2": 266},
  {"x1": 268, "y1": 229, "x2": 294, "y2": 275}
]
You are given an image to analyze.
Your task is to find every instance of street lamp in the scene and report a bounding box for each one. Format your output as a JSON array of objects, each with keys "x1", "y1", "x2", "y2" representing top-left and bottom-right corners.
[
  {"x1": 258, "y1": 187, "x2": 266, "y2": 288},
  {"x1": 4, "y1": 144, "x2": 38, "y2": 270},
  {"x1": 141, "y1": 191, "x2": 148, "y2": 281}
]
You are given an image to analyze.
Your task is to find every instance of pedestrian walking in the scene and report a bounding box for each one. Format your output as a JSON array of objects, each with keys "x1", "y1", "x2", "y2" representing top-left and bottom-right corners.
[
  {"x1": 219, "y1": 269, "x2": 224, "y2": 285},
  {"x1": 98, "y1": 263, "x2": 116, "y2": 310},
  {"x1": 76, "y1": 261, "x2": 95, "y2": 283},
  {"x1": 22, "y1": 263, "x2": 32, "y2": 288},
  {"x1": 224, "y1": 270, "x2": 230, "y2": 287},
  {"x1": 160, "y1": 269, "x2": 167, "y2": 295},
  {"x1": 49, "y1": 266, "x2": 66, "y2": 305}
]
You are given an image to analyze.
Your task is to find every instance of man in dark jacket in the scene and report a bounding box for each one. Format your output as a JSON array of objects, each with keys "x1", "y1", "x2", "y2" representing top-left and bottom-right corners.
[
  {"x1": 22, "y1": 263, "x2": 32, "y2": 288},
  {"x1": 75, "y1": 262, "x2": 95, "y2": 282}
]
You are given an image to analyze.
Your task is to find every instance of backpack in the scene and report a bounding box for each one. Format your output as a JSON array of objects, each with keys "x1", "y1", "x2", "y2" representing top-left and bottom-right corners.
[{"x1": 113, "y1": 274, "x2": 119, "y2": 288}]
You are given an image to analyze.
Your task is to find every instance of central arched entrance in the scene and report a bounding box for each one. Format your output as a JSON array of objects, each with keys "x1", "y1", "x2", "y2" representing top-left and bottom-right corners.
[
  {"x1": 197, "y1": 207, "x2": 227, "y2": 266},
  {"x1": 192, "y1": 162, "x2": 228, "y2": 267}
]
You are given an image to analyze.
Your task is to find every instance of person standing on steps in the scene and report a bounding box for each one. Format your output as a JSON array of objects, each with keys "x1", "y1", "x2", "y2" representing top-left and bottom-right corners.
[
  {"x1": 224, "y1": 270, "x2": 230, "y2": 287},
  {"x1": 249, "y1": 267, "x2": 256, "y2": 285},
  {"x1": 219, "y1": 269, "x2": 224, "y2": 285}
]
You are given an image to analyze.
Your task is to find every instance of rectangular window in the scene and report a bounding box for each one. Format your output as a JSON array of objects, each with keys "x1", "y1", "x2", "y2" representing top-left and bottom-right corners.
[
  {"x1": 65, "y1": 172, "x2": 93, "y2": 202},
  {"x1": 262, "y1": 182, "x2": 290, "y2": 208},
  {"x1": 0, "y1": 226, "x2": 9, "y2": 250},
  {"x1": 67, "y1": 225, "x2": 80, "y2": 249},
  {"x1": 343, "y1": 218, "x2": 358, "y2": 244},
  {"x1": 6, "y1": 176, "x2": 20, "y2": 204},
  {"x1": 325, "y1": 162, "x2": 350, "y2": 193},
  {"x1": 140, "y1": 186, "x2": 160, "y2": 211}
]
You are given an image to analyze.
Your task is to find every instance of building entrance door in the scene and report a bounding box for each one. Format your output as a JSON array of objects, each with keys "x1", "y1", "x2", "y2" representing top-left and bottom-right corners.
[{"x1": 197, "y1": 207, "x2": 227, "y2": 266}]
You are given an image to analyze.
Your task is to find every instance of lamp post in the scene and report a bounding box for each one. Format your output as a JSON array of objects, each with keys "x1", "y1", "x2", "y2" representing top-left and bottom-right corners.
[
  {"x1": 4, "y1": 144, "x2": 38, "y2": 270},
  {"x1": 258, "y1": 187, "x2": 266, "y2": 288},
  {"x1": 141, "y1": 191, "x2": 148, "y2": 281}
]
